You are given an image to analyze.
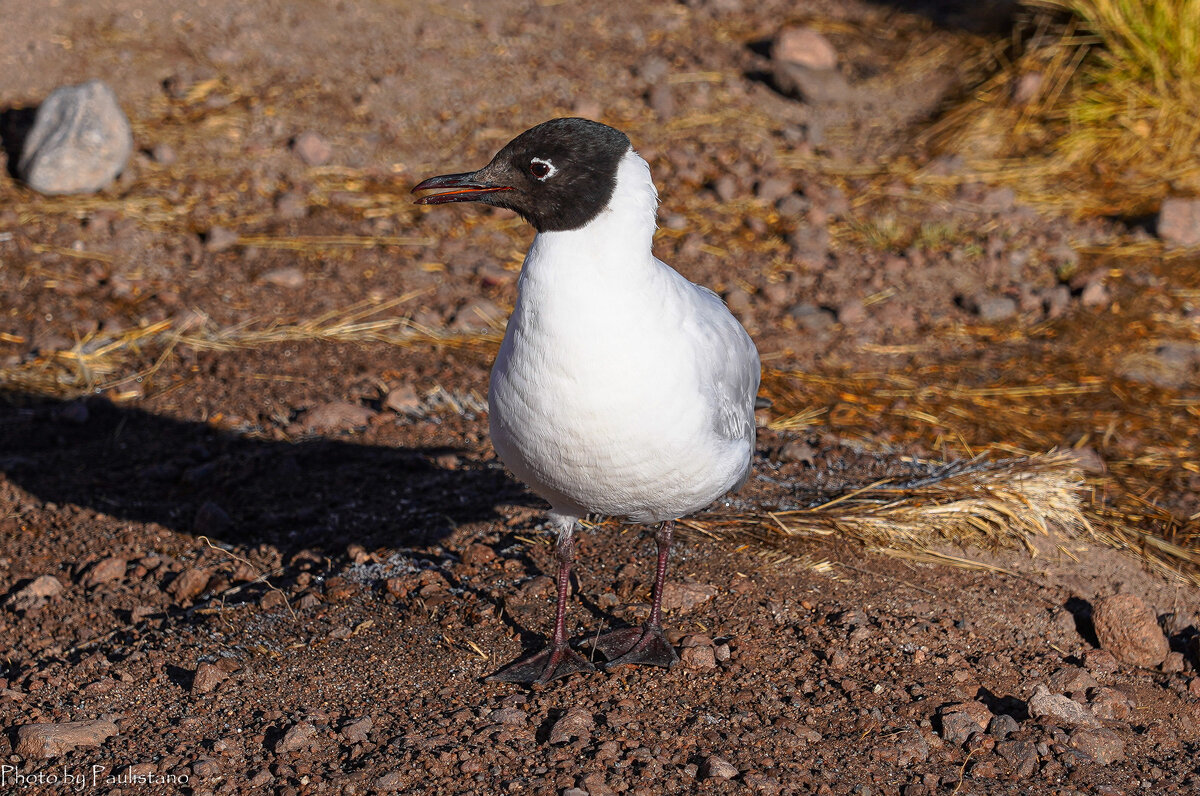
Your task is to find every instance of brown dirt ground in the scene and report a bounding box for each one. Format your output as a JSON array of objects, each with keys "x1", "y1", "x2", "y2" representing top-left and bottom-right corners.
[{"x1": 1, "y1": 1, "x2": 1199, "y2": 795}]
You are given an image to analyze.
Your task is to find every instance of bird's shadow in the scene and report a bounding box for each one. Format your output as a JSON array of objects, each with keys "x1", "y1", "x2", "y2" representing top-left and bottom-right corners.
[{"x1": 0, "y1": 392, "x2": 526, "y2": 563}]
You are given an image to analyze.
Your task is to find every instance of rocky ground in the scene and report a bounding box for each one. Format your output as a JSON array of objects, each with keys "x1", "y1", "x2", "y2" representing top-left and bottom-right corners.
[{"x1": 1, "y1": 0, "x2": 1199, "y2": 794}]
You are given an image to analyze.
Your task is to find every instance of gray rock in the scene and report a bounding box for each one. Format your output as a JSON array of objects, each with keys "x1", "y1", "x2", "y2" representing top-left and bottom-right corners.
[
  {"x1": 971, "y1": 294, "x2": 1017, "y2": 323},
  {"x1": 1157, "y1": 197, "x2": 1200, "y2": 247},
  {"x1": 17, "y1": 80, "x2": 133, "y2": 195},
  {"x1": 373, "y1": 770, "x2": 406, "y2": 791},
  {"x1": 723, "y1": 287, "x2": 753, "y2": 315},
  {"x1": 149, "y1": 142, "x2": 176, "y2": 164},
  {"x1": 1162, "y1": 611, "x2": 1199, "y2": 637},
  {"x1": 1086, "y1": 686, "x2": 1135, "y2": 721},
  {"x1": 713, "y1": 175, "x2": 738, "y2": 202},
  {"x1": 755, "y1": 177, "x2": 793, "y2": 204},
  {"x1": 384, "y1": 384, "x2": 423, "y2": 416},
  {"x1": 789, "y1": 303, "x2": 835, "y2": 332},
  {"x1": 1042, "y1": 284, "x2": 1071, "y2": 318},
  {"x1": 1011, "y1": 71, "x2": 1043, "y2": 105},
  {"x1": 636, "y1": 56, "x2": 670, "y2": 84},
  {"x1": 275, "y1": 190, "x2": 309, "y2": 219},
  {"x1": 1082, "y1": 648, "x2": 1119, "y2": 676},
  {"x1": 939, "y1": 711, "x2": 979, "y2": 746},
  {"x1": 1027, "y1": 684, "x2": 1101, "y2": 727},
  {"x1": 987, "y1": 714, "x2": 1019, "y2": 739},
  {"x1": 836, "y1": 299, "x2": 866, "y2": 325},
  {"x1": 1079, "y1": 280, "x2": 1110, "y2": 308},
  {"x1": 777, "y1": 438, "x2": 816, "y2": 465},
  {"x1": 996, "y1": 739, "x2": 1038, "y2": 778},
  {"x1": 679, "y1": 636, "x2": 717, "y2": 670},
  {"x1": 449, "y1": 298, "x2": 504, "y2": 334},
  {"x1": 788, "y1": 226, "x2": 829, "y2": 261}
]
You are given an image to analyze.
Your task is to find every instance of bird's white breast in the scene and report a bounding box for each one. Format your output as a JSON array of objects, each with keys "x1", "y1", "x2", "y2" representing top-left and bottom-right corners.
[{"x1": 488, "y1": 150, "x2": 754, "y2": 523}]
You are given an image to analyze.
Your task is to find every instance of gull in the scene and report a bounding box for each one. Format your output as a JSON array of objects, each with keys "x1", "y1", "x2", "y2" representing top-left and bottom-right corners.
[{"x1": 413, "y1": 118, "x2": 760, "y2": 683}]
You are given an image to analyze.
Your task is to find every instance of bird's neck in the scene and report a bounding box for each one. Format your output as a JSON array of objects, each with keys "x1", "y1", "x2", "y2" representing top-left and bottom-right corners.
[{"x1": 524, "y1": 148, "x2": 659, "y2": 283}]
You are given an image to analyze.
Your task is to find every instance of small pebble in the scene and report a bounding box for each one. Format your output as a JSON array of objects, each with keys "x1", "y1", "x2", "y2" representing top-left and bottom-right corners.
[
  {"x1": 702, "y1": 755, "x2": 739, "y2": 780},
  {"x1": 771, "y1": 27, "x2": 838, "y2": 70},
  {"x1": 342, "y1": 717, "x2": 373, "y2": 743},
  {"x1": 1092, "y1": 593, "x2": 1168, "y2": 667},
  {"x1": 169, "y1": 567, "x2": 211, "y2": 604},
  {"x1": 1027, "y1": 684, "x2": 1101, "y2": 727},
  {"x1": 191, "y1": 662, "x2": 226, "y2": 693},
  {"x1": 82, "y1": 557, "x2": 126, "y2": 588},
  {"x1": 300, "y1": 401, "x2": 377, "y2": 432},
  {"x1": 258, "y1": 266, "x2": 306, "y2": 289},
  {"x1": 549, "y1": 707, "x2": 593, "y2": 744},
  {"x1": 275, "y1": 721, "x2": 318, "y2": 753},
  {"x1": 204, "y1": 226, "x2": 239, "y2": 252},
  {"x1": 660, "y1": 581, "x2": 716, "y2": 612},
  {"x1": 292, "y1": 131, "x2": 333, "y2": 166},
  {"x1": 1157, "y1": 197, "x2": 1200, "y2": 247},
  {"x1": 1069, "y1": 727, "x2": 1125, "y2": 765},
  {"x1": 16, "y1": 720, "x2": 119, "y2": 758}
]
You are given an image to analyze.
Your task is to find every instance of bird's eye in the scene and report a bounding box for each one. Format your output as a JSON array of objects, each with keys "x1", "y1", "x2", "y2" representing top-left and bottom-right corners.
[{"x1": 529, "y1": 157, "x2": 556, "y2": 180}]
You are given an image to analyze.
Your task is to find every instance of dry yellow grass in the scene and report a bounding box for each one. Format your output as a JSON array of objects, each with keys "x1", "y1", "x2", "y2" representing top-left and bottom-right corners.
[{"x1": 926, "y1": 0, "x2": 1200, "y2": 218}]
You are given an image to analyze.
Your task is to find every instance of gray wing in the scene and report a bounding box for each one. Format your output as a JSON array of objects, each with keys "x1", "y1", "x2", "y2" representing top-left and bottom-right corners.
[{"x1": 690, "y1": 284, "x2": 761, "y2": 489}]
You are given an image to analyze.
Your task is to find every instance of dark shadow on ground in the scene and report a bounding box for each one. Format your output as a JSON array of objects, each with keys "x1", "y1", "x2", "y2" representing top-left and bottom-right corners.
[
  {"x1": 0, "y1": 392, "x2": 528, "y2": 558},
  {"x1": 0, "y1": 105, "x2": 36, "y2": 179},
  {"x1": 864, "y1": 0, "x2": 1020, "y2": 33}
]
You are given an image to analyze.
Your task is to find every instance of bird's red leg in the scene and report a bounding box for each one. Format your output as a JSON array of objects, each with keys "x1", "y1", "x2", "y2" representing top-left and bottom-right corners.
[
  {"x1": 590, "y1": 520, "x2": 680, "y2": 669},
  {"x1": 486, "y1": 531, "x2": 597, "y2": 683}
]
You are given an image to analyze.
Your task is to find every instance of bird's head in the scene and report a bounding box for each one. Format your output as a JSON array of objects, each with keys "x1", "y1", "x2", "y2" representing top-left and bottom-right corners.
[{"x1": 412, "y1": 118, "x2": 631, "y2": 233}]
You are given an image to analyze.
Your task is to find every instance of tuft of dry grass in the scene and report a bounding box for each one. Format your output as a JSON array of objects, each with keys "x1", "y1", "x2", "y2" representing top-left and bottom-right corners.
[
  {"x1": 926, "y1": 0, "x2": 1200, "y2": 218},
  {"x1": 681, "y1": 452, "x2": 1091, "y2": 565}
]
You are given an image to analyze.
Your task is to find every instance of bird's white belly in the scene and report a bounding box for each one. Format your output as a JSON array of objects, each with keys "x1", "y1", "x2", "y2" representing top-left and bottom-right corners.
[{"x1": 489, "y1": 306, "x2": 741, "y2": 522}]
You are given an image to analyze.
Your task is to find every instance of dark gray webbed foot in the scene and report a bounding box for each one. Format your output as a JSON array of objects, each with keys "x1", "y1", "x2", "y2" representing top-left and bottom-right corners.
[
  {"x1": 486, "y1": 643, "x2": 597, "y2": 684},
  {"x1": 589, "y1": 625, "x2": 679, "y2": 669}
]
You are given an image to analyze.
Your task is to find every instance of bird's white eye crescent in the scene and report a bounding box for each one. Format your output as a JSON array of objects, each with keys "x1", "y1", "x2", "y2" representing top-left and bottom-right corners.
[{"x1": 529, "y1": 157, "x2": 557, "y2": 181}]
